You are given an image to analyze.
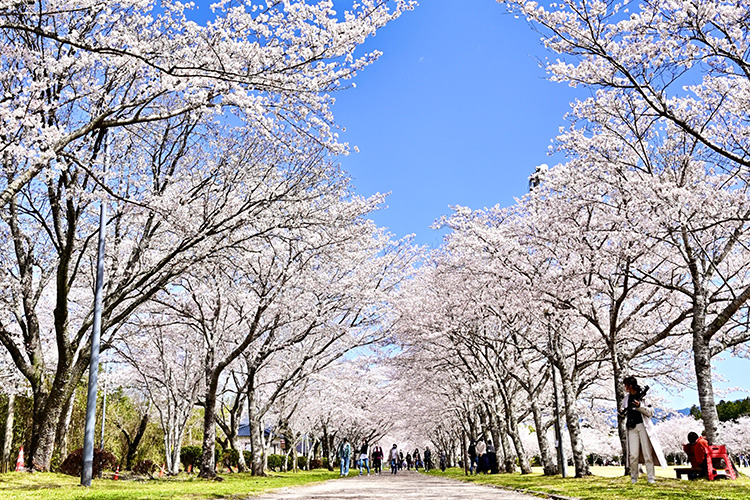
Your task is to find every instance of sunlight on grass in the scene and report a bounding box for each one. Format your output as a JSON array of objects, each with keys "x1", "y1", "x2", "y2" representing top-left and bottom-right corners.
[
  {"x1": 428, "y1": 466, "x2": 750, "y2": 500},
  {"x1": 0, "y1": 470, "x2": 339, "y2": 500}
]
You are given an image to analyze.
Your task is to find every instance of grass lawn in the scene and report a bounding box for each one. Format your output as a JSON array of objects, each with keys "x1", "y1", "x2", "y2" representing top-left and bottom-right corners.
[
  {"x1": 427, "y1": 466, "x2": 750, "y2": 499},
  {"x1": 0, "y1": 469, "x2": 341, "y2": 500}
]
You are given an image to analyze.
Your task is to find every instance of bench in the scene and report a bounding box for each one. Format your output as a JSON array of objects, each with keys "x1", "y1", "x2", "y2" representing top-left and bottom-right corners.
[{"x1": 675, "y1": 467, "x2": 702, "y2": 479}]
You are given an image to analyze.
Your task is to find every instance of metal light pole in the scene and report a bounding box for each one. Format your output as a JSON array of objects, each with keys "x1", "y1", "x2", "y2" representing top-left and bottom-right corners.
[{"x1": 81, "y1": 136, "x2": 108, "y2": 487}]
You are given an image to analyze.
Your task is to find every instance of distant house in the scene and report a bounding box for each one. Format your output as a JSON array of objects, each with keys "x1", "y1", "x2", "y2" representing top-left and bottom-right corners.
[
  {"x1": 237, "y1": 424, "x2": 283, "y2": 454},
  {"x1": 237, "y1": 424, "x2": 312, "y2": 456}
]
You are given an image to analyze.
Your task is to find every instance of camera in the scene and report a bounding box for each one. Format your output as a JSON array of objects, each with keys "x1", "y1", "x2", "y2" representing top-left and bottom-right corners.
[
  {"x1": 618, "y1": 384, "x2": 650, "y2": 417},
  {"x1": 632, "y1": 384, "x2": 650, "y2": 404}
]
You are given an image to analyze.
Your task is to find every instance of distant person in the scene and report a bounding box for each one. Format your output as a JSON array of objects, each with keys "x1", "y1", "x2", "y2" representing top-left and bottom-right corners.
[
  {"x1": 468, "y1": 439, "x2": 477, "y2": 475},
  {"x1": 399, "y1": 451, "x2": 404, "y2": 470},
  {"x1": 475, "y1": 438, "x2": 487, "y2": 474},
  {"x1": 390, "y1": 444, "x2": 399, "y2": 475},
  {"x1": 413, "y1": 448, "x2": 421, "y2": 470},
  {"x1": 359, "y1": 440, "x2": 370, "y2": 476},
  {"x1": 618, "y1": 376, "x2": 667, "y2": 484},
  {"x1": 424, "y1": 447, "x2": 432, "y2": 472},
  {"x1": 439, "y1": 450, "x2": 447, "y2": 472},
  {"x1": 338, "y1": 437, "x2": 351, "y2": 477},
  {"x1": 406, "y1": 452, "x2": 412, "y2": 470},
  {"x1": 486, "y1": 440, "x2": 498, "y2": 474},
  {"x1": 372, "y1": 444, "x2": 384, "y2": 475}
]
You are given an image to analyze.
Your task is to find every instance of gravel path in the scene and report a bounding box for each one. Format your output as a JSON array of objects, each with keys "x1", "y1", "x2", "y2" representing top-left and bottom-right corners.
[{"x1": 249, "y1": 470, "x2": 541, "y2": 499}]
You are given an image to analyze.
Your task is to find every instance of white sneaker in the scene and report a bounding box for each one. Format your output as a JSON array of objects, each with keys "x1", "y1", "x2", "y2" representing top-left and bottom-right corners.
[{"x1": 631, "y1": 478, "x2": 637, "y2": 484}]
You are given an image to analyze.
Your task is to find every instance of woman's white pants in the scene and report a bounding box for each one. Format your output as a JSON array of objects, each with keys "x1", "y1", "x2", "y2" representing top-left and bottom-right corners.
[{"x1": 628, "y1": 423, "x2": 654, "y2": 483}]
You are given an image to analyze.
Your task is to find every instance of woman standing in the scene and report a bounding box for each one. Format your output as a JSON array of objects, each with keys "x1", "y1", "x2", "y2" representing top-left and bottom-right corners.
[{"x1": 618, "y1": 376, "x2": 667, "y2": 484}]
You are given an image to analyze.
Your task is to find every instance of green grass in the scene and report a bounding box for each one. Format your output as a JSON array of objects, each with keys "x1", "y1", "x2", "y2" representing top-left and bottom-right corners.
[
  {"x1": 427, "y1": 466, "x2": 750, "y2": 499},
  {"x1": 0, "y1": 469, "x2": 342, "y2": 500}
]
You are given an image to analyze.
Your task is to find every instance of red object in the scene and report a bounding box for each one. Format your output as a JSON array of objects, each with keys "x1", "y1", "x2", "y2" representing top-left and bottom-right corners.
[
  {"x1": 159, "y1": 464, "x2": 165, "y2": 477},
  {"x1": 15, "y1": 446, "x2": 25, "y2": 471},
  {"x1": 706, "y1": 445, "x2": 737, "y2": 480},
  {"x1": 113, "y1": 465, "x2": 119, "y2": 480},
  {"x1": 694, "y1": 436, "x2": 711, "y2": 466}
]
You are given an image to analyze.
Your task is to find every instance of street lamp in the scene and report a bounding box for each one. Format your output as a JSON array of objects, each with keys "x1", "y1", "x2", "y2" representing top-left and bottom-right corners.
[{"x1": 81, "y1": 133, "x2": 108, "y2": 487}]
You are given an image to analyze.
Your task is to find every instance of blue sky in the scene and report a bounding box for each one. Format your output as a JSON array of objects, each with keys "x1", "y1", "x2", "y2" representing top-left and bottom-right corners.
[
  {"x1": 329, "y1": 0, "x2": 749, "y2": 410},
  {"x1": 334, "y1": 0, "x2": 577, "y2": 247}
]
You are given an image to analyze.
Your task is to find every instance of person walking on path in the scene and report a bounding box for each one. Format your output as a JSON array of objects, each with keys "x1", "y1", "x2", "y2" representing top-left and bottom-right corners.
[
  {"x1": 618, "y1": 376, "x2": 667, "y2": 484},
  {"x1": 359, "y1": 440, "x2": 370, "y2": 476},
  {"x1": 486, "y1": 440, "x2": 498, "y2": 474},
  {"x1": 413, "y1": 449, "x2": 421, "y2": 471},
  {"x1": 439, "y1": 450, "x2": 447, "y2": 472},
  {"x1": 390, "y1": 444, "x2": 399, "y2": 475},
  {"x1": 475, "y1": 438, "x2": 487, "y2": 474},
  {"x1": 424, "y1": 447, "x2": 432, "y2": 472},
  {"x1": 372, "y1": 444, "x2": 384, "y2": 475},
  {"x1": 468, "y1": 440, "x2": 477, "y2": 475},
  {"x1": 339, "y1": 437, "x2": 352, "y2": 477}
]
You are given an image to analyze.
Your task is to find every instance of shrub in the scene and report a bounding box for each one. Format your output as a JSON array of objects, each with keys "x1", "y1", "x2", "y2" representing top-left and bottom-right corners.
[
  {"x1": 309, "y1": 458, "x2": 322, "y2": 469},
  {"x1": 60, "y1": 448, "x2": 118, "y2": 477},
  {"x1": 243, "y1": 450, "x2": 252, "y2": 466},
  {"x1": 297, "y1": 456, "x2": 307, "y2": 469},
  {"x1": 323, "y1": 457, "x2": 330, "y2": 470},
  {"x1": 222, "y1": 449, "x2": 240, "y2": 468},
  {"x1": 267, "y1": 454, "x2": 293, "y2": 471},
  {"x1": 180, "y1": 446, "x2": 202, "y2": 471},
  {"x1": 132, "y1": 459, "x2": 158, "y2": 476}
]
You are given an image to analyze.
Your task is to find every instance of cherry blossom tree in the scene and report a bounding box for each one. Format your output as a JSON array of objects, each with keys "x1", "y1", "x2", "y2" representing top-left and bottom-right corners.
[
  {"x1": 500, "y1": 0, "x2": 750, "y2": 172},
  {"x1": 116, "y1": 317, "x2": 205, "y2": 475},
  {"x1": 0, "y1": 0, "x2": 415, "y2": 207},
  {"x1": 0, "y1": 118, "x2": 350, "y2": 470},
  {"x1": 501, "y1": 0, "x2": 750, "y2": 445}
]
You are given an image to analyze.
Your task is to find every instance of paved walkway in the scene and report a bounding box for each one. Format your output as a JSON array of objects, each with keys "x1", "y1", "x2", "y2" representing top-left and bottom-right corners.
[{"x1": 249, "y1": 470, "x2": 540, "y2": 499}]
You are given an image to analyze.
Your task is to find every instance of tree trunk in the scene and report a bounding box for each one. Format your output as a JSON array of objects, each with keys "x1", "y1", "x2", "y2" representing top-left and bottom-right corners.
[
  {"x1": 692, "y1": 293, "x2": 721, "y2": 444},
  {"x1": 506, "y1": 413, "x2": 531, "y2": 474},
  {"x1": 198, "y1": 373, "x2": 219, "y2": 478},
  {"x1": 494, "y1": 411, "x2": 515, "y2": 473},
  {"x1": 233, "y1": 433, "x2": 248, "y2": 473},
  {"x1": 2, "y1": 393, "x2": 14, "y2": 473},
  {"x1": 321, "y1": 424, "x2": 330, "y2": 470},
  {"x1": 28, "y1": 384, "x2": 67, "y2": 471},
  {"x1": 610, "y1": 350, "x2": 630, "y2": 477},
  {"x1": 558, "y1": 360, "x2": 589, "y2": 477},
  {"x1": 125, "y1": 413, "x2": 150, "y2": 470},
  {"x1": 529, "y1": 396, "x2": 556, "y2": 475},
  {"x1": 499, "y1": 386, "x2": 531, "y2": 474},
  {"x1": 248, "y1": 399, "x2": 265, "y2": 476},
  {"x1": 292, "y1": 437, "x2": 298, "y2": 472},
  {"x1": 53, "y1": 391, "x2": 76, "y2": 468},
  {"x1": 461, "y1": 431, "x2": 468, "y2": 476}
]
